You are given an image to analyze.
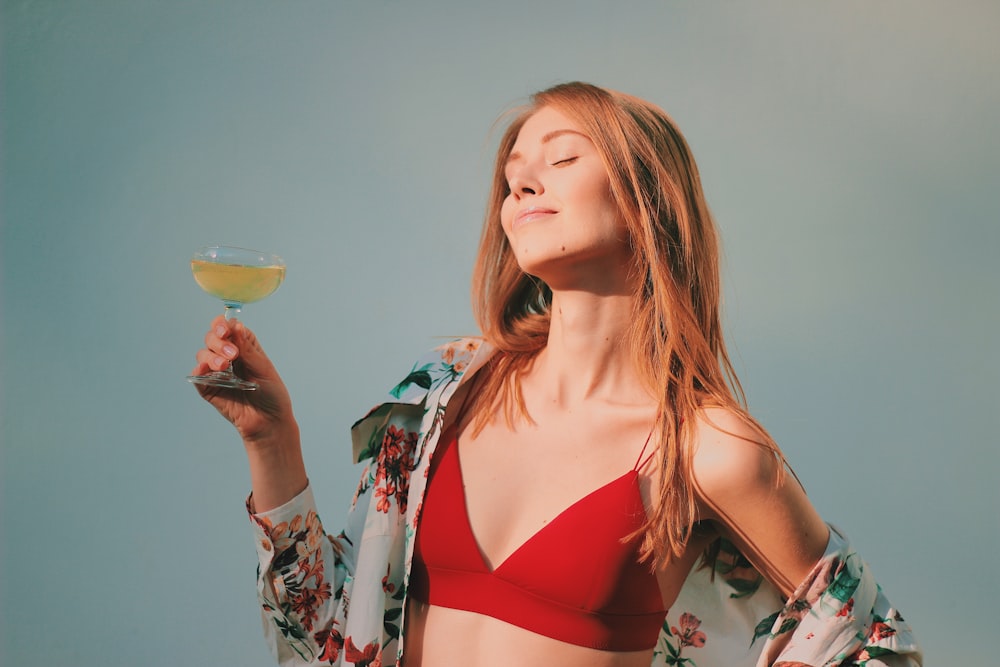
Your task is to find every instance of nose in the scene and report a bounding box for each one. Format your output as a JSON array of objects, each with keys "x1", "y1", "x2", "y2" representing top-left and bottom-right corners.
[{"x1": 507, "y1": 164, "x2": 542, "y2": 199}]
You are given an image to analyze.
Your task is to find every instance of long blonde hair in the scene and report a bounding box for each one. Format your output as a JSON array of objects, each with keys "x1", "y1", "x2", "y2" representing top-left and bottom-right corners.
[{"x1": 470, "y1": 82, "x2": 781, "y2": 566}]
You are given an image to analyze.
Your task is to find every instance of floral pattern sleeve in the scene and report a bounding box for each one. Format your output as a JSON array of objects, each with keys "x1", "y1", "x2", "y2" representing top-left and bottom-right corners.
[{"x1": 249, "y1": 483, "x2": 363, "y2": 666}]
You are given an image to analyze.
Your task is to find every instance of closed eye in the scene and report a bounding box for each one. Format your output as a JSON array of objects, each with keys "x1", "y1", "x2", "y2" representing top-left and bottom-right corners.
[{"x1": 552, "y1": 157, "x2": 578, "y2": 166}]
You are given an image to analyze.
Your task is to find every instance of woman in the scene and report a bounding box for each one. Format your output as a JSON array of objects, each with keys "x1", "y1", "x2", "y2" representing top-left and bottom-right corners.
[{"x1": 193, "y1": 82, "x2": 921, "y2": 666}]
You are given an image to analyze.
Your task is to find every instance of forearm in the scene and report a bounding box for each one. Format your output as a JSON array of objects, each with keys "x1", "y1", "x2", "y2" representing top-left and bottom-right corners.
[{"x1": 245, "y1": 420, "x2": 309, "y2": 513}]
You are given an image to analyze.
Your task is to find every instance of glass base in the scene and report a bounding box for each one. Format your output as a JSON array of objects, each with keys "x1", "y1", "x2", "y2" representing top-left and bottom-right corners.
[{"x1": 186, "y1": 371, "x2": 258, "y2": 391}]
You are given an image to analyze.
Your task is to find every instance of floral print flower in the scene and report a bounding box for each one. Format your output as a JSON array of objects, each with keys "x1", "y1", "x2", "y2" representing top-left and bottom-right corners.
[
  {"x1": 344, "y1": 636, "x2": 382, "y2": 667},
  {"x1": 671, "y1": 612, "x2": 707, "y2": 649},
  {"x1": 836, "y1": 596, "x2": 855, "y2": 618},
  {"x1": 442, "y1": 345, "x2": 456, "y2": 365},
  {"x1": 657, "y1": 611, "x2": 708, "y2": 665},
  {"x1": 373, "y1": 425, "x2": 416, "y2": 514},
  {"x1": 382, "y1": 564, "x2": 395, "y2": 594},
  {"x1": 869, "y1": 619, "x2": 896, "y2": 642},
  {"x1": 313, "y1": 620, "x2": 344, "y2": 664},
  {"x1": 291, "y1": 585, "x2": 326, "y2": 631}
]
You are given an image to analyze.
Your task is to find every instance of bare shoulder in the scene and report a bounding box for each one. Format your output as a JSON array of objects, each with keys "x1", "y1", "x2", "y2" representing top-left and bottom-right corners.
[
  {"x1": 688, "y1": 406, "x2": 829, "y2": 595},
  {"x1": 689, "y1": 406, "x2": 783, "y2": 500}
]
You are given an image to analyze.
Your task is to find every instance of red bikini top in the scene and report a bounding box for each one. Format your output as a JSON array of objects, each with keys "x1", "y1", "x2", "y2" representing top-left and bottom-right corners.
[{"x1": 409, "y1": 425, "x2": 666, "y2": 651}]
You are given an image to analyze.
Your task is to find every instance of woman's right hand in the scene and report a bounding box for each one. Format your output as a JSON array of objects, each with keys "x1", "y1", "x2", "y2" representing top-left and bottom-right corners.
[
  {"x1": 192, "y1": 315, "x2": 297, "y2": 450},
  {"x1": 193, "y1": 316, "x2": 308, "y2": 511}
]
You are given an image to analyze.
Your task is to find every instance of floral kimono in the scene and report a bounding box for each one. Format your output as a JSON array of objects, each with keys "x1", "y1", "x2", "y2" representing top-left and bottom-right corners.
[{"x1": 248, "y1": 339, "x2": 922, "y2": 667}]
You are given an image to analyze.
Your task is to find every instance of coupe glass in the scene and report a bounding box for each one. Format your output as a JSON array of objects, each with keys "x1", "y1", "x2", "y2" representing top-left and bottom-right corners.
[{"x1": 186, "y1": 245, "x2": 285, "y2": 390}]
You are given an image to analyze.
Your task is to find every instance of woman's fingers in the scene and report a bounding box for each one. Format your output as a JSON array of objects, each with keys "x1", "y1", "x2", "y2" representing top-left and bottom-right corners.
[
  {"x1": 193, "y1": 319, "x2": 281, "y2": 389},
  {"x1": 193, "y1": 347, "x2": 231, "y2": 373},
  {"x1": 229, "y1": 320, "x2": 276, "y2": 380},
  {"x1": 190, "y1": 317, "x2": 297, "y2": 448},
  {"x1": 203, "y1": 318, "x2": 239, "y2": 357},
  {"x1": 193, "y1": 316, "x2": 239, "y2": 373}
]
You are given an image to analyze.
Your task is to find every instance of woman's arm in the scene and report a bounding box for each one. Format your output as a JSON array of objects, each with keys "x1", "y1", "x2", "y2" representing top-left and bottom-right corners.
[
  {"x1": 690, "y1": 407, "x2": 829, "y2": 598},
  {"x1": 687, "y1": 408, "x2": 922, "y2": 665},
  {"x1": 193, "y1": 315, "x2": 308, "y2": 510},
  {"x1": 193, "y1": 317, "x2": 348, "y2": 664}
]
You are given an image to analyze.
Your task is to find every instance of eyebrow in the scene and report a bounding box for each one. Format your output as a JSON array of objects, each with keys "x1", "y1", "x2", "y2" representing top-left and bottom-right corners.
[{"x1": 506, "y1": 129, "x2": 590, "y2": 165}]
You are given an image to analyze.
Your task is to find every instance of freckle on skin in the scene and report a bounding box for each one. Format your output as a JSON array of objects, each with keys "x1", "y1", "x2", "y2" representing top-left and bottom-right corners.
[{"x1": 561, "y1": 246, "x2": 566, "y2": 251}]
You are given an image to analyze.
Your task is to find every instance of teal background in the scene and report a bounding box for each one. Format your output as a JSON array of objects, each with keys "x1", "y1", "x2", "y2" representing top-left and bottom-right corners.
[{"x1": 3, "y1": 1, "x2": 997, "y2": 664}]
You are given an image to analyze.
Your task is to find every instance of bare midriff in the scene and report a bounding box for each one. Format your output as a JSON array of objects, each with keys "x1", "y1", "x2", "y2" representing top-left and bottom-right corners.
[{"x1": 401, "y1": 602, "x2": 658, "y2": 667}]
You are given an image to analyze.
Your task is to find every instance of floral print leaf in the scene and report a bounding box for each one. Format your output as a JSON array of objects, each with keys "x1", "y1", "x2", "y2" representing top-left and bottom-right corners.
[
  {"x1": 275, "y1": 616, "x2": 309, "y2": 642},
  {"x1": 751, "y1": 611, "x2": 780, "y2": 646},
  {"x1": 389, "y1": 368, "x2": 433, "y2": 398},
  {"x1": 383, "y1": 620, "x2": 400, "y2": 642},
  {"x1": 827, "y1": 566, "x2": 861, "y2": 604},
  {"x1": 725, "y1": 575, "x2": 763, "y2": 598},
  {"x1": 713, "y1": 561, "x2": 737, "y2": 575},
  {"x1": 788, "y1": 598, "x2": 811, "y2": 614},
  {"x1": 713, "y1": 538, "x2": 762, "y2": 600},
  {"x1": 774, "y1": 617, "x2": 799, "y2": 637},
  {"x1": 273, "y1": 545, "x2": 301, "y2": 572},
  {"x1": 356, "y1": 434, "x2": 380, "y2": 467},
  {"x1": 717, "y1": 538, "x2": 742, "y2": 556},
  {"x1": 714, "y1": 538, "x2": 754, "y2": 569}
]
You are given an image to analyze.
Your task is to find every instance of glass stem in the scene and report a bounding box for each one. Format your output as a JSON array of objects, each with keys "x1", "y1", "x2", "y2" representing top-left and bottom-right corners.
[
  {"x1": 222, "y1": 303, "x2": 242, "y2": 375},
  {"x1": 223, "y1": 303, "x2": 243, "y2": 321}
]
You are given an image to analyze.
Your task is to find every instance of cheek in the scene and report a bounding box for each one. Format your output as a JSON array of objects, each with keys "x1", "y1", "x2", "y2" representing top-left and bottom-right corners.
[
  {"x1": 583, "y1": 181, "x2": 623, "y2": 236},
  {"x1": 578, "y1": 172, "x2": 614, "y2": 208}
]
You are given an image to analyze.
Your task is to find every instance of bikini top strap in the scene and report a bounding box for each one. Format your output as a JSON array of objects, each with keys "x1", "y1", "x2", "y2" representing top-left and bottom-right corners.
[
  {"x1": 633, "y1": 424, "x2": 658, "y2": 472},
  {"x1": 633, "y1": 414, "x2": 687, "y2": 472}
]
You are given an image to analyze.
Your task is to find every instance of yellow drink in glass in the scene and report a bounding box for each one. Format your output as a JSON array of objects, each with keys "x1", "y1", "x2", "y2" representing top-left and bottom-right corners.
[
  {"x1": 191, "y1": 260, "x2": 285, "y2": 306},
  {"x1": 186, "y1": 246, "x2": 285, "y2": 390}
]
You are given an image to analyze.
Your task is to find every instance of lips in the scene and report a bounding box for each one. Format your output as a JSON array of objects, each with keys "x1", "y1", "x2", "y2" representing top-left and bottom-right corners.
[{"x1": 513, "y1": 206, "x2": 557, "y2": 230}]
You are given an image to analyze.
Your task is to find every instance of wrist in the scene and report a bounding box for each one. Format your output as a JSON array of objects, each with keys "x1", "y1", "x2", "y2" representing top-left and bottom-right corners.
[
  {"x1": 241, "y1": 417, "x2": 300, "y2": 454},
  {"x1": 243, "y1": 421, "x2": 309, "y2": 513}
]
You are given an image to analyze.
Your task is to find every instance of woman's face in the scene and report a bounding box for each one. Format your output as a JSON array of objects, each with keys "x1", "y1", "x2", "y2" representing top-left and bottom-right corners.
[{"x1": 500, "y1": 106, "x2": 631, "y2": 289}]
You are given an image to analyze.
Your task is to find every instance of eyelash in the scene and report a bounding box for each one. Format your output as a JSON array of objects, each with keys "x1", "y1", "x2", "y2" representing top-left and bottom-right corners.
[{"x1": 503, "y1": 156, "x2": 578, "y2": 192}]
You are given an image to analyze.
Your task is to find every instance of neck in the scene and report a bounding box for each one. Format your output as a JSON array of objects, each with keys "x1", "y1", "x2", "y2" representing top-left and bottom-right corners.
[{"x1": 529, "y1": 289, "x2": 651, "y2": 409}]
